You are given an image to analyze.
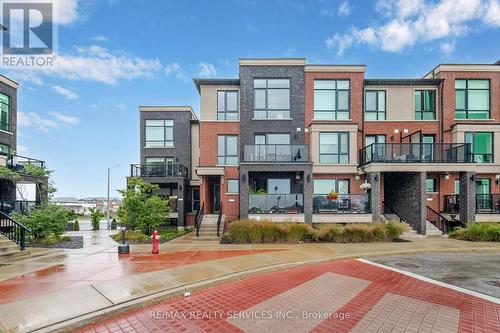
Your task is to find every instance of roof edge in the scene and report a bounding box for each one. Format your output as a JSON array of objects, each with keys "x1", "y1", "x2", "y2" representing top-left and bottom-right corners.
[
  {"x1": 139, "y1": 106, "x2": 198, "y2": 120},
  {"x1": 0, "y1": 74, "x2": 19, "y2": 89}
]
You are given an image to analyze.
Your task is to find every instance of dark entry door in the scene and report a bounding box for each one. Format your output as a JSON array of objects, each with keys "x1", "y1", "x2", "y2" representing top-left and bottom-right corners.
[{"x1": 213, "y1": 182, "x2": 221, "y2": 213}]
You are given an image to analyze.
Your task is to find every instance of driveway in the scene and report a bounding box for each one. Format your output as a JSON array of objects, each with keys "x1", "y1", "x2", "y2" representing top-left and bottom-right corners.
[{"x1": 370, "y1": 252, "x2": 500, "y2": 298}]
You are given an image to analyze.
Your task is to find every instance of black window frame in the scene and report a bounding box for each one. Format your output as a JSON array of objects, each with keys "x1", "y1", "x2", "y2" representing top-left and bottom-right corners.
[
  {"x1": 364, "y1": 90, "x2": 386, "y2": 120},
  {"x1": 0, "y1": 92, "x2": 10, "y2": 132},
  {"x1": 217, "y1": 90, "x2": 239, "y2": 120},
  {"x1": 253, "y1": 78, "x2": 290, "y2": 119},
  {"x1": 319, "y1": 132, "x2": 350, "y2": 164},
  {"x1": 414, "y1": 90, "x2": 436, "y2": 120},
  {"x1": 455, "y1": 79, "x2": 490, "y2": 120},
  {"x1": 145, "y1": 119, "x2": 174, "y2": 148},
  {"x1": 465, "y1": 131, "x2": 494, "y2": 163},
  {"x1": 217, "y1": 135, "x2": 238, "y2": 165},
  {"x1": 313, "y1": 79, "x2": 350, "y2": 120}
]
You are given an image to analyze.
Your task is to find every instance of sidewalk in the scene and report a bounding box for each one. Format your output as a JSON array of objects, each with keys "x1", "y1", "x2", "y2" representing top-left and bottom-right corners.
[{"x1": 0, "y1": 235, "x2": 499, "y2": 332}]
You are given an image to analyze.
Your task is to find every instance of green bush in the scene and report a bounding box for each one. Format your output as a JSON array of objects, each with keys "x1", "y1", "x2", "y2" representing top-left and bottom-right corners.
[
  {"x1": 111, "y1": 218, "x2": 118, "y2": 230},
  {"x1": 12, "y1": 204, "x2": 72, "y2": 240},
  {"x1": 449, "y1": 223, "x2": 500, "y2": 241},
  {"x1": 72, "y1": 220, "x2": 80, "y2": 231},
  {"x1": 31, "y1": 235, "x2": 71, "y2": 246},
  {"x1": 223, "y1": 221, "x2": 405, "y2": 244},
  {"x1": 112, "y1": 229, "x2": 187, "y2": 243}
]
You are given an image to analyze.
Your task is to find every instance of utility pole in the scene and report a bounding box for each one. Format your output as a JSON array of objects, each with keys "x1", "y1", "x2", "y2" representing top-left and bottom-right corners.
[{"x1": 107, "y1": 167, "x2": 111, "y2": 230}]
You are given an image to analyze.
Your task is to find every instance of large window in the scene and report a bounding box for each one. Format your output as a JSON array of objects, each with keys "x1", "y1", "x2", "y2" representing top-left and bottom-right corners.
[
  {"x1": 254, "y1": 133, "x2": 290, "y2": 145},
  {"x1": 425, "y1": 179, "x2": 437, "y2": 193},
  {"x1": 217, "y1": 135, "x2": 238, "y2": 165},
  {"x1": 0, "y1": 143, "x2": 9, "y2": 155},
  {"x1": 415, "y1": 90, "x2": 436, "y2": 120},
  {"x1": 254, "y1": 79, "x2": 290, "y2": 119},
  {"x1": 314, "y1": 179, "x2": 349, "y2": 194},
  {"x1": 145, "y1": 120, "x2": 174, "y2": 148},
  {"x1": 319, "y1": 132, "x2": 349, "y2": 164},
  {"x1": 217, "y1": 91, "x2": 238, "y2": 120},
  {"x1": 313, "y1": 80, "x2": 349, "y2": 120},
  {"x1": 0, "y1": 93, "x2": 10, "y2": 132},
  {"x1": 465, "y1": 132, "x2": 493, "y2": 163},
  {"x1": 455, "y1": 79, "x2": 490, "y2": 119},
  {"x1": 365, "y1": 91, "x2": 386, "y2": 120}
]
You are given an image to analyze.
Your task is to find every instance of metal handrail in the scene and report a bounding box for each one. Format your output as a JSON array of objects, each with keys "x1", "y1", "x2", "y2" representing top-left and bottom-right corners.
[
  {"x1": 195, "y1": 204, "x2": 204, "y2": 237},
  {"x1": 383, "y1": 201, "x2": 405, "y2": 223},
  {"x1": 0, "y1": 211, "x2": 31, "y2": 250},
  {"x1": 130, "y1": 163, "x2": 188, "y2": 178},
  {"x1": 217, "y1": 204, "x2": 223, "y2": 237}
]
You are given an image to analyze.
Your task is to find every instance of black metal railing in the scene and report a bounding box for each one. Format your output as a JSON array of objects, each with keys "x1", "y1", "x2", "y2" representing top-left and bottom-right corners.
[
  {"x1": 0, "y1": 200, "x2": 37, "y2": 215},
  {"x1": 383, "y1": 201, "x2": 405, "y2": 223},
  {"x1": 5, "y1": 154, "x2": 45, "y2": 173},
  {"x1": 359, "y1": 143, "x2": 473, "y2": 166},
  {"x1": 217, "y1": 203, "x2": 223, "y2": 237},
  {"x1": 249, "y1": 194, "x2": 304, "y2": 214},
  {"x1": 244, "y1": 144, "x2": 309, "y2": 162},
  {"x1": 426, "y1": 206, "x2": 447, "y2": 234},
  {"x1": 130, "y1": 163, "x2": 188, "y2": 178},
  {"x1": 0, "y1": 211, "x2": 30, "y2": 250},
  {"x1": 313, "y1": 194, "x2": 371, "y2": 214},
  {"x1": 195, "y1": 204, "x2": 204, "y2": 237},
  {"x1": 444, "y1": 194, "x2": 500, "y2": 214}
]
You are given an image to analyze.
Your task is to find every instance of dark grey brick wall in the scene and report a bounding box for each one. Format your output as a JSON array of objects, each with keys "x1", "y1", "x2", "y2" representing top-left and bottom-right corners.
[
  {"x1": 459, "y1": 171, "x2": 476, "y2": 225},
  {"x1": 367, "y1": 172, "x2": 382, "y2": 221},
  {"x1": 238, "y1": 65, "x2": 305, "y2": 153},
  {"x1": 384, "y1": 172, "x2": 426, "y2": 234},
  {"x1": 0, "y1": 81, "x2": 17, "y2": 151}
]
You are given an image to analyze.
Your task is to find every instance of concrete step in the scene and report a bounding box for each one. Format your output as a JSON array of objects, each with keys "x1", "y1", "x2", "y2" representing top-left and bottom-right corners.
[
  {"x1": 0, "y1": 249, "x2": 27, "y2": 262},
  {"x1": 0, "y1": 243, "x2": 19, "y2": 253},
  {"x1": 425, "y1": 220, "x2": 444, "y2": 236}
]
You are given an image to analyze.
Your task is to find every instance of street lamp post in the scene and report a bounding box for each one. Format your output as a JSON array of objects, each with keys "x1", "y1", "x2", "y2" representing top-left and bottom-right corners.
[{"x1": 107, "y1": 165, "x2": 119, "y2": 230}]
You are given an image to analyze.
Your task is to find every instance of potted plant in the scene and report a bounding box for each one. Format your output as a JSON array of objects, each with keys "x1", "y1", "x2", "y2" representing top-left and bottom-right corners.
[
  {"x1": 326, "y1": 191, "x2": 339, "y2": 201},
  {"x1": 360, "y1": 182, "x2": 371, "y2": 193}
]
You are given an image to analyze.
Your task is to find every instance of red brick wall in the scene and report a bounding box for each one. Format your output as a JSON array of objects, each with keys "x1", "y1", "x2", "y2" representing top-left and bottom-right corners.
[
  {"x1": 304, "y1": 71, "x2": 364, "y2": 147},
  {"x1": 199, "y1": 121, "x2": 240, "y2": 166},
  {"x1": 436, "y1": 71, "x2": 500, "y2": 142},
  {"x1": 221, "y1": 167, "x2": 240, "y2": 221}
]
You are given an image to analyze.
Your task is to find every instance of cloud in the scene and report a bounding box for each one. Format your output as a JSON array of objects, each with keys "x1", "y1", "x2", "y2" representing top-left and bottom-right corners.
[
  {"x1": 52, "y1": 85, "x2": 79, "y2": 100},
  {"x1": 49, "y1": 112, "x2": 80, "y2": 125},
  {"x1": 5, "y1": 45, "x2": 163, "y2": 85},
  {"x1": 91, "y1": 35, "x2": 108, "y2": 42},
  {"x1": 197, "y1": 62, "x2": 217, "y2": 77},
  {"x1": 164, "y1": 63, "x2": 190, "y2": 82},
  {"x1": 326, "y1": 0, "x2": 500, "y2": 56},
  {"x1": 16, "y1": 145, "x2": 28, "y2": 154},
  {"x1": 18, "y1": 111, "x2": 79, "y2": 133},
  {"x1": 338, "y1": 1, "x2": 352, "y2": 16},
  {"x1": 440, "y1": 40, "x2": 455, "y2": 55},
  {"x1": 0, "y1": 0, "x2": 80, "y2": 26}
]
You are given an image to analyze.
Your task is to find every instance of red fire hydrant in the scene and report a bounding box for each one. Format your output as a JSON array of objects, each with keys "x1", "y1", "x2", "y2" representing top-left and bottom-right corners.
[{"x1": 151, "y1": 230, "x2": 160, "y2": 254}]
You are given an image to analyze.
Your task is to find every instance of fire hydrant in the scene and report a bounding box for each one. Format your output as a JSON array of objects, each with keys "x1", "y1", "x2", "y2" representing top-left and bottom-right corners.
[{"x1": 151, "y1": 230, "x2": 160, "y2": 254}]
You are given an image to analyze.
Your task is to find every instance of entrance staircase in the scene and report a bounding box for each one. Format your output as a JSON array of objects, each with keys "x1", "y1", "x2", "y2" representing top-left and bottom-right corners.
[
  {"x1": 197, "y1": 214, "x2": 225, "y2": 240},
  {"x1": 0, "y1": 234, "x2": 29, "y2": 261},
  {"x1": 425, "y1": 220, "x2": 444, "y2": 237}
]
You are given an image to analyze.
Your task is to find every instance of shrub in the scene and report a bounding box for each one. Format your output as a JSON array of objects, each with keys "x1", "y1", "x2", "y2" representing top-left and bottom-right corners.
[
  {"x1": 31, "y1": 235, "x2": 71, "y2": 246},
  {"x1": 112, "y1": 230, "x2": 149, "y2": 242},
  {"x1": 73, "y1": 220, "x2": 80, "y2": 231},
  {"x1": 12, "y1": 204, "x2": 71, "y2": 240},
  {"x1": 287, "y1": 224, "x2": 314, "y2": 243},
  {"x1": 89, "y1": 207, "x2": 104, "y2": 231},
  {"x1": 384, "y1": 222, "x2": 406, "y2": 241},
  {"x1": 111, "y1": 218, "x2": 118, "y2": 230},
  {"x1": 449, "y1": 223, "x2": 500, "y2": 241}
]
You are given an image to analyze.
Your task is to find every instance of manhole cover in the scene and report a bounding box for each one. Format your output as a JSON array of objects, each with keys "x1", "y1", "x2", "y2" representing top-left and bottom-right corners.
[
  {"x1": 394, "y1": 262, "x2": 420, "y2": 269},
  {"x1": 483, "y1": 279, "x2": 500, "y2": 288}
]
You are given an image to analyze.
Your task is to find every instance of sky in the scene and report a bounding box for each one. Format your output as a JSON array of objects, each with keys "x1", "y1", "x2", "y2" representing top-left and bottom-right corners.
[{"x1": 1, "y1": 0, "x2": 499, "y2": 198}]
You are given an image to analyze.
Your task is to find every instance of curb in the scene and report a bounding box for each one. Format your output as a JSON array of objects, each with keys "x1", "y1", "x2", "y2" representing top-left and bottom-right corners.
[{"x1": 32, "y1": 246, "x2": 500, "y2": 333}]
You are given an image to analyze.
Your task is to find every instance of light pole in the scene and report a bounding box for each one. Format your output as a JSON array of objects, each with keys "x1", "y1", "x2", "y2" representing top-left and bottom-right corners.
[{"x1": 107, "y1": 165, "x2": 119, "y2": 230}]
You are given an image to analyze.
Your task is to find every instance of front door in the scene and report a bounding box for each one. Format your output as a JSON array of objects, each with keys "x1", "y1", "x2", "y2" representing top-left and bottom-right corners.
[
  {"x1": 213, "y1": 182, "x2": 221, "y2": 213},
  {"x1": 476, "y1": 179, "x2": 491, "y2": 211}
]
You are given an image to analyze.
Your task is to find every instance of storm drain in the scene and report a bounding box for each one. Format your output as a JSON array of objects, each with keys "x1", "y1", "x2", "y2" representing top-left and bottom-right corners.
[
  {"x1": 482, "y1": 279, "x2": 500, "y2": 288},
  {"x1": 394, "y1": 262, "x2": 420, "y2": 269}
]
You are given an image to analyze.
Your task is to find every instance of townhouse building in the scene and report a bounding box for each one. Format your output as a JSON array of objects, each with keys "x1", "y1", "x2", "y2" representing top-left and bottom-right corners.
[
  {"x1": 0, "y1": 75, "x2": 47, "y2": 215},
  {"x1": 134, "y1": 58, "x2": 500, "y2": 236}
]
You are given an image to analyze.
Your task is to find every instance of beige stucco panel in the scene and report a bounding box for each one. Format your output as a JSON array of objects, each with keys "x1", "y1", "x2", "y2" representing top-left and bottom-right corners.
[
  {"x1": 309, "y1": 123, "x2": 358, "y2": 173},
  {"x1": 366, "y1": 85, "x2": 439, "y2": 121},
  {"x1": 200, "y1": 85, "x2": 240, "y2": 121}
]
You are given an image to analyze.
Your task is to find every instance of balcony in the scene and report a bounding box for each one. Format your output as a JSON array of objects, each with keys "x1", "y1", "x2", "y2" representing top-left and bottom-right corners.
[
  {"x1": 244, "y1": 145, "x2": 308, "y2": 163},
  {"x1": 313, "y1": 194, "x2": 371, "y2": 214},
  {"x1": 4, "y1": 154, "x2": 45, "y2": 173},
  {"x1": 249, "y1": 194, "x2": 304, "y2": 214},
  {"x1": 444, "y1": 194, "x2": 500, "y2": 214},
  {"x1": 130, "y1": 163, "x2": 188, "y2": 178},
  {"x1": 359, "y1": 143, "x2": 473, "y2": 166}
]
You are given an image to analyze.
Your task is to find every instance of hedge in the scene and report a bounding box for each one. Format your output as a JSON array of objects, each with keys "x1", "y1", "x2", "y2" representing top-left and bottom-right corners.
[{"x1": 449, "y1": 223, "x2": 500, "y2": 242}]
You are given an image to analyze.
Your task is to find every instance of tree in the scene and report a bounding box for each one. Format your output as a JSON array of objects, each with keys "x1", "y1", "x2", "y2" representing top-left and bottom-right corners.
[
  {"x1": 89, "y1": 207, "x2": 104, "y2": 231},
  {"x1": 12, "y1": 204, "x2": 71, "y2": 240},
  {"x1": 117, "y1": 177, "x2": 169, "y2": 235}
]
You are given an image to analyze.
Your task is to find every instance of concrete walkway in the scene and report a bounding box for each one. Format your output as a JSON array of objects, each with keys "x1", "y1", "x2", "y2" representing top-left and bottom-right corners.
[{"x1": 0, "y1": 235, "x2": 499, "y2": 332}]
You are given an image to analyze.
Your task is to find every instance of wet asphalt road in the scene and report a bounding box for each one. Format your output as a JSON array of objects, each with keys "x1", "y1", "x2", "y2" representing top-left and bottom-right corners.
[{"x1": 370, "y1": 252, "x2": 500, "y2": 299}]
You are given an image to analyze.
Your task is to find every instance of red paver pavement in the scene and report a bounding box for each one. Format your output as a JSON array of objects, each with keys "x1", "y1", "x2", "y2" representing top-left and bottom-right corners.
[
  {"x1": 0, "y1": 249, "x2": 281, "y2": 304},
  {"x1": 76, "y1": 259, "x2": 500, "y2": 333}
]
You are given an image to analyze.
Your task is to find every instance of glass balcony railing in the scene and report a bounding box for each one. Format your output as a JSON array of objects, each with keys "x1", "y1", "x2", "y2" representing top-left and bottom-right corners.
[
  {"x1": 249, "y1": 194, "x2": 304, "y2": 213},
  {"x1": 444, "y1": 194, "x2": 500, "y2": 214},
  {"x1": 313, "y1": 194, "x2": 371, "y2": 214},
  {"x1": 130, "y1": 163, "x2": 188, "y2": 178},
  {"x1": 359, "y1": 143, "x2": 473, "y2": 166},
  {"x1": 244, "y1": 144, "x2": 308, "y2": 162}
]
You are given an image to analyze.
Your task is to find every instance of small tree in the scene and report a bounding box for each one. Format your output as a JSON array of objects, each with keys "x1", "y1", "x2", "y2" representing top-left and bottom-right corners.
[
  {"x1": 111, "y1": 217, "x2": 117, "y2": 230},
  {"x1": 73, "y1": 220, "x2": 80, "y2": 231},
  {"x1": 12, "y1": 204, "x2": 70, "y2": 240},
  {"x1": 117, "y1": 177, "x2": 169, "y2": 234},
  {"x1": 89, "y1": 207, "x2": 104, "y2": 231}
]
